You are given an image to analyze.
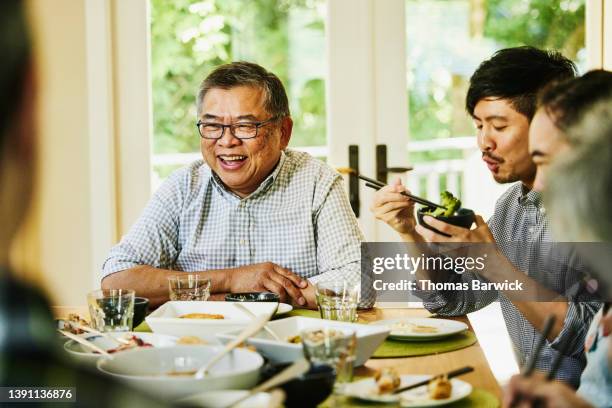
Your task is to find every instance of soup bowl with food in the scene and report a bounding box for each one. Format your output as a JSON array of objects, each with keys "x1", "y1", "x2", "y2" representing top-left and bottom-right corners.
[{"x1": 97, "y1": 345, "x2": 264, "y2": 401}]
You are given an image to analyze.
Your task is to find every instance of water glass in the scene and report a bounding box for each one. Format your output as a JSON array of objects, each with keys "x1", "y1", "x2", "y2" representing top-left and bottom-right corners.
[
  {"x1": 315, "y1": 280, "x2": 360, "y2": 322},
  {"x1": 301, "y1": 327, "x2": 357, "y2": 387},
  {"x1": 87, "y1": 289, "x2": 135, "y2": 332},
  {"x1": 168, "y1": 274, "x2": 211, "y2": 301}
]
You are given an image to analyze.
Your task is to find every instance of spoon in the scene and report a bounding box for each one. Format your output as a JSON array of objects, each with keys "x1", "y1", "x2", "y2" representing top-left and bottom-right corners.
[
  {"x1": 233, "y1": 303, "x2": 282, "y2": 342},
  {"x1": 227, "y1": 359, "x2": 310, "y2": 408},
  {"x1": 58, "y1": 329, "x2": 114, "y2": 358},
  {"x1": 194, "y1": 313, "x2": 271, "y2": 378}
]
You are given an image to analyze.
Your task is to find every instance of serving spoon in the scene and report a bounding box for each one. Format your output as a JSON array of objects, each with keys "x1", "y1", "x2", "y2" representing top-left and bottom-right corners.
[
  {"x1": 233, "y1": 303, "x2": 283, "y2": 342},
  {"x1": 194, "y1": 313, "x2": 271, "y2": 378}
]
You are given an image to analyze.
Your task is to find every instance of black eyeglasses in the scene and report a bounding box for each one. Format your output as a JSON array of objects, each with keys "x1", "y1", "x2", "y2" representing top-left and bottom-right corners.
[{"x1": 196, "y1": 116, "x2": 279, "y2": 140}]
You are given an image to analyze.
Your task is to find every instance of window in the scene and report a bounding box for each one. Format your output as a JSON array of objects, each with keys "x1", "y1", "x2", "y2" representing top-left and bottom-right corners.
[
  {"x1": 150, "y1": 0, "x2": 327, "y2": 187},
  {"x1": 404, "y1": 0, "x2": 585, "y2": 211}
]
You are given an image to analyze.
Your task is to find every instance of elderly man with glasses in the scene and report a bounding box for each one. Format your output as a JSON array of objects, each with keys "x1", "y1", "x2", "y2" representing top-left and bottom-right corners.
[{"x1": 102, "y1": 62, "x2": 371, "y2": 309}]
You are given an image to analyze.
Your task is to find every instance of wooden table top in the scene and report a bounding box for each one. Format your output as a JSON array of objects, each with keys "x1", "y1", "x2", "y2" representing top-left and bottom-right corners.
[{"x1": 53, "y1": 306, "x2": 502, "y2": 401}]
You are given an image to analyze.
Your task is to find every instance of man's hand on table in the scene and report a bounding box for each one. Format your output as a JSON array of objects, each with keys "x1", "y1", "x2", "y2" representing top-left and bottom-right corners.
[
  {"x1": 227, "y1": 262, "x2": 308, "y2": 306},
  {"x1": 296, "y1": 281, "x2": 317, "y2": 309}
]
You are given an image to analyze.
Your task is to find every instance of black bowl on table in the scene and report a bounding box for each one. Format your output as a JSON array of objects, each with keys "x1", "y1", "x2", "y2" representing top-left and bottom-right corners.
[
  {"x1": 225, "y1": 292, "x2": 281, "y2": 303},
  {"x1": 133, "y1": 297, "x2": 149, "y2": 328},
  {"x1": 417, "y1": 207, "x2": 476, "y2": 237},
  {"x1": 260, "y1": 362, "x2": 336, "y2": 407}
]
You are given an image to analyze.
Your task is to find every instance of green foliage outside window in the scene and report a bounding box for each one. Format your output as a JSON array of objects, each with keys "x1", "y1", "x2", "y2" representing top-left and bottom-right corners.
[{"x1": 150, "y1": 0, "x2": 326, "y2": 168}]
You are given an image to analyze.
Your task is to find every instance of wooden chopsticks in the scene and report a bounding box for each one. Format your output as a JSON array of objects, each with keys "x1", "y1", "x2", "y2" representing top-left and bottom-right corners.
[
  {"x1": 358, "y1": 174, "x2": 447, "y2": 210},
  {"x1": 392, "y1": 366, "x2": 474, "y2": 394}
]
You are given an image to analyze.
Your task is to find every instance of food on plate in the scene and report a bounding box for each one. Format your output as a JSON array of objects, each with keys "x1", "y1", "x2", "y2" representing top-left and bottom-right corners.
[
  {"x1": 178, "y1": 313, "x2": 224, "y2": 319},
  {"x1": 61, "y1": 313, "x2": 90, "y2": 335},
  {"x1": 391, "y1": 321, "x2": 439, "y2": 334},
  {"x1": 422, "y1": 191, "x2": 461, "y2": 217},
  {"x1": 374, "y1": 368, "x2": 401, "y2": 394},
  {"x1": 176, "y1": 336, "x2": 208, "y2": 345},
  {"x1": 107, "y1": 335, "x2": 153, "y2": 354},
  {"x1": 428, "y1": 374, "x2": 452, "y2": 399},
  {"x1": 287, "y1": 335, "x2": 302, "y2": 344}
]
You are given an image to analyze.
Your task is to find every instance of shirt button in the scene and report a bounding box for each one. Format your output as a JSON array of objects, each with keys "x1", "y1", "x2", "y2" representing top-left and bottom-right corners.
[
  {"x1": 528, "y1": 227, "x2": 535, "y2": 234},
  {"x1": 540, "y1": 207, "x2": 546, "y2": 214},
  {"x1": 239, "y1": 239, "x2": 246, "y2": 245}
]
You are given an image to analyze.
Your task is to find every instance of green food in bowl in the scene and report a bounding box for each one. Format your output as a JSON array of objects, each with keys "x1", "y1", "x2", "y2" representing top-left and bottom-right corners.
[{"x1": 421, "y1": 190, "x2": 461, "y2": 217}]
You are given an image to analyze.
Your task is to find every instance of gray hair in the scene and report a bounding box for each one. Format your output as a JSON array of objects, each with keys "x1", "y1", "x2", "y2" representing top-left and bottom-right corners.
[
  {"x1": 196, "y1": 61, "x2": 290, "y2": 118},
  {"x1": 545, "y1": 100, "x2": 612, "y2": 242}
]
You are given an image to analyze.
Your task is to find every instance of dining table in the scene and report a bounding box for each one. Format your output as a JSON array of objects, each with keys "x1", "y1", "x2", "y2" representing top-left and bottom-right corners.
[{"x1": 53, "y1": 305, "x2": 502, "y2": 406}]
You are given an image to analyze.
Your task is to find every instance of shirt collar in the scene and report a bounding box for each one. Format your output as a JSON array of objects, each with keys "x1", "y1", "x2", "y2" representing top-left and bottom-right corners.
[
  {"x1": 210, "y1": 151, "x2": 287, "y2": 201},
  {"x1": 518, "y1": 183, "x2": 542, "y2": 207}
]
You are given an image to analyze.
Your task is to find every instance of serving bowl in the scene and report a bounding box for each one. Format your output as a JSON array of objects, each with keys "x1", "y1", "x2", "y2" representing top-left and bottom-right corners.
[
  {"x1": 97, "y1": 345, "x2": 264, "y2": 401},
  {"x1": 260, "y1": 362, "x2": 335, "y2": 407},
  {"x1": 146, "y1": 301, "x2": 279, "y2": 342},
  {"x1": 217, "y1": 316, "x2": 389, "y2": 366},
  {"x1": 225, "y1": 292, "x2": 281, "y2": 303},
  {"x1": 416, "y1": 207, "x2": 475, "y2": 237},
  {"x1": 64, "y1": 331, "x2": 177, "y2": 368}
]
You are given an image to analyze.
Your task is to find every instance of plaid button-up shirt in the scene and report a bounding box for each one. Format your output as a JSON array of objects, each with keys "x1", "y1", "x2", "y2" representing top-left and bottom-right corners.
[
  {"x1": 423, "y1": 182, "x2": 599, "y2": 387},
  {"x1": 102, "y1": 149, "x2": 373, "y2": 305}
]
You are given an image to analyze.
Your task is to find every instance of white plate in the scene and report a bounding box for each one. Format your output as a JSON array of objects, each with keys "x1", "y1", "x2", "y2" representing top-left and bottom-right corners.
[
  {"x1": 177, "y1": 390, "x2": 277, "y2": 408},
  {"x1": 146, "y1": 301, "x2": 280, "y2": 342},
  {"x1": 371, "y1": 318, "x2": 468, "y2": 341},
  {"x1": 340, "y1": 375, "x2": 472, "y2": 407},
  {"x1": 216, "y1": 316, "x2": 389, "y2": 366},
  {"x1": 63, "y1": 332, "x2": 178, "y2": 368}
]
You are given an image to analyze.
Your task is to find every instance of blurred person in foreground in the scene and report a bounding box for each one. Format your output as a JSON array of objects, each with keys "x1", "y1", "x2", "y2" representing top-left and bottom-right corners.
[
  {"x1": 370, "y1": 46, "x2": 597, "y2": 386},
  {"x1": 0, "y1": 1, "x2": 186, "y2": 406},
  {"x1": 504, "y1": 76, "x2": 612, "y2": 408},
  {"x1": 102, "y1": 62, "x2": 370, "y2": 309}
]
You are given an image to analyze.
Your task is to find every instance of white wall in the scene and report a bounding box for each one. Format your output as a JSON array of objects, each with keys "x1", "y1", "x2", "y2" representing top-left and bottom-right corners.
[{"x1": 29, "y1": 0, "x2": 94, "y2": 305}]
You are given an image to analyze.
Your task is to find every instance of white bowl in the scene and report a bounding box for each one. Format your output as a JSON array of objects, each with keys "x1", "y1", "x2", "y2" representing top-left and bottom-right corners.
[
  {"x1": 178, "y1": 390, "x2": 278, "y2": 408},
  {"x1": 97, "y1": 345, "x2": 264, "y2": 400},
  {"x1": 63, "y1": 332, "x2": 177, "y2": 368},
  {"x1": 216, "y1": 316, "x2": 390, "y2": 366},
  {"x1": 146, "y1": 301, "x2": 279, "y2": 342}
]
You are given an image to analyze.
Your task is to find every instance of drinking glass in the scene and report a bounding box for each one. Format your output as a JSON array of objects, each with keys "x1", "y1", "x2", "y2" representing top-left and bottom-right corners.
[
  {"x1": 87, "y1": 289, "x2": 135, "y2": 332},
  {"x1": 168, "y1": 274, "x2": 211, "y2": 301},
  {"x1": 301, "y1": 327, "x2": 357, "y2": 388},
  {"x1": 315, "y1": 280, "x2": 360, "y2": 322}
]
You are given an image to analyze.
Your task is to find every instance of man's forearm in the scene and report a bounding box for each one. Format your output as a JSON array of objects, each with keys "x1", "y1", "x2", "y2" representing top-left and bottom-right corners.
[
  {"x1": 101, "y1": 265, "x2": 233, "y2": 308},
  {"x1": 512, "y1": 301, "x2": 569, "y2": 342}
]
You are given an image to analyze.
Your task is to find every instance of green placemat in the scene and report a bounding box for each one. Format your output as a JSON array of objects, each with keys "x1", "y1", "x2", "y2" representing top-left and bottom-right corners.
[
  {"x1": 372, "y1": 331, "x2": 477, "y2": 358},
  {"x1": 281, "y1": 308, "x2": 321, "y2": 319},
  {"x1": 134, "y1": 321, "x2": 151, "y2": 332},
  {"x1": 319, "y1": 388, "x2": 499, "y2": 407}
]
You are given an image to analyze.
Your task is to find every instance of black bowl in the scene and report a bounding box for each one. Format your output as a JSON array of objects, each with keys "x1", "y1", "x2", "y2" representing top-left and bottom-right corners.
[
  {"x1": 260, "y1": 362, "x2": 336, "y2": 407},
  {"x1": 133, "y1": 297, "x2": 149, "y2": 328},
  {"x1": 417, "y1": 207, "x2": 476, "y2": 237},
  {"x1": 225, "y1": 292, "x2": 281, "y2": 303}
]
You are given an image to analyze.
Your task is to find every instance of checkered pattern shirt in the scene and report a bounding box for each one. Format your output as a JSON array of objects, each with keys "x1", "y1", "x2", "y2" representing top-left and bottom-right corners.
[
  {"x1": 102, "y1": 149, "x2": 373, "y2": 306},
  {"x1": 422, "y1": 182, "x2": 599, "y2": 387}
]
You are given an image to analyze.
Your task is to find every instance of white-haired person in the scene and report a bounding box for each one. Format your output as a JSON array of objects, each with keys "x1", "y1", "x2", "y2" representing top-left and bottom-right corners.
[{"x1": 504, "y1": 94, "x2": 612, "y2": 408}]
